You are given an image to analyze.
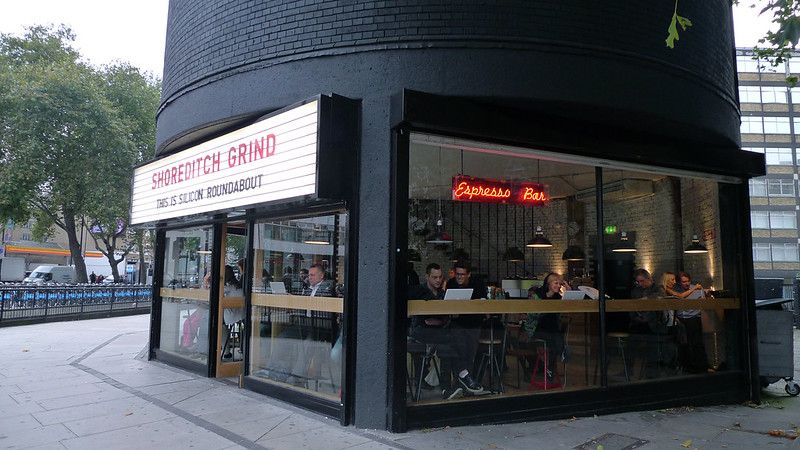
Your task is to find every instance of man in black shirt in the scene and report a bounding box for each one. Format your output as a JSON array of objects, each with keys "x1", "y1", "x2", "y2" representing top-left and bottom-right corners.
[
  {"x1": 408, "y1": 263, "x2": 484, "y2": 398},
  {"x1": 629, "y1": 268, "x2": 669, "y2": 378}
]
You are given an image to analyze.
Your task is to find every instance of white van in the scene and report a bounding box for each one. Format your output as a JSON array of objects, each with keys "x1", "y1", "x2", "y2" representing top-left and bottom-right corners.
[{"x1": 23, "y1": 265, "x2": 77, "y2": 285}]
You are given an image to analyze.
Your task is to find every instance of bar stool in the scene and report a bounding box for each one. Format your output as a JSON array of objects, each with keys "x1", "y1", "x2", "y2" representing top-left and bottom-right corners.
[
  {"x1": 607, "y1": 332, "x2": 631, "y2": 382},
  {"x1": 475, "y1": 320, "x2": 506, "y2": 393}
]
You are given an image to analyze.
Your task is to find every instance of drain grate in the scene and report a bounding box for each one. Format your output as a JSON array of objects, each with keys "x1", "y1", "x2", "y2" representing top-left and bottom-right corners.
[{"x1": 575, "y1": 433, "x2": 649, "y2": 450}]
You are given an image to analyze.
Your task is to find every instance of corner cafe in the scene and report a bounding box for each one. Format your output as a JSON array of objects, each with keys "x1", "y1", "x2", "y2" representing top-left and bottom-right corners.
[{"x1": 130, "y1": 92, "x2": 764, "y2": 430}]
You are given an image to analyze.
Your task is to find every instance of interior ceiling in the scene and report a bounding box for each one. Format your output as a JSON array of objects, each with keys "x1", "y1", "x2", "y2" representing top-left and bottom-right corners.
[{"x1": 409, "y1": 141, "x2": 664, "y2": 200}]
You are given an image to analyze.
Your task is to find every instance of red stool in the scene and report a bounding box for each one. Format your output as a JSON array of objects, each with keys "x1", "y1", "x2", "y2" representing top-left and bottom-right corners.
[{"x1": 529, "y1": 340, "x2": 562, "y2": 390}]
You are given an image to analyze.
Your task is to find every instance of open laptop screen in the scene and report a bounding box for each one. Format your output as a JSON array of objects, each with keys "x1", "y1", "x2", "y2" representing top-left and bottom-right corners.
[{"x1": 443, "y1": 288, "x2": 474, "y2": 300}]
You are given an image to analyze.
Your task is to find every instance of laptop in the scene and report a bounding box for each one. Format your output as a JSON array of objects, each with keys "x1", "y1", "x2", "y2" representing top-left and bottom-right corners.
[
  {"x1": 562, "y1": 290, "x2": 586, "y2": 300},
  {"x1": 269, "y1": 282, "x2": 288, "y2": 294},
  {"x1": 443, "y1": 288, "x2": 473, "y2": 300}
]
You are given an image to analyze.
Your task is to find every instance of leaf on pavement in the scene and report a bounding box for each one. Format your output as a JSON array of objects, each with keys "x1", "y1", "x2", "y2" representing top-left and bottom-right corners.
[{"x1": 680, "y1": 439, "x2": 692, "y2": 448}]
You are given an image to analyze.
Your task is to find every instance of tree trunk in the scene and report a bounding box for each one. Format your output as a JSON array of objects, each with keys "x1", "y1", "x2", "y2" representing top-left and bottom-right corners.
[
  {"x1": 63, "y1": 208, "x2": 88, "y2": 283},
  {"x1": 136, "y1": 232, "x2": 147, "y2": 284}
]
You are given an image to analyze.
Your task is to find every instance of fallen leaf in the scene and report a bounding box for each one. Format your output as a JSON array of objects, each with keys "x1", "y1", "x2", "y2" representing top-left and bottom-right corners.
[
  {"x1": 769, "y1": 429, "x2": 786, "y2": 437},
  {"x1": 733, "y1": 422, "x2": 741, "y2": 427},
  {"x1": 487, "y1": 444, "x2": 498, "y2": 449},
  {"x1": 124, "y1": 412, "x2": 133, "y2": 416},
  {"x1": 681, "y1": 439, "x2": 692, "y2": 448},
  {"x1": 21, "y1": 349, "x2": 29, "y2": 352}
]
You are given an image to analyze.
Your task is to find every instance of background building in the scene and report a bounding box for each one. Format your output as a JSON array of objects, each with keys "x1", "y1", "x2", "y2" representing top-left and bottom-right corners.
[{"x1": 737, "y1": 49, "x2": 800, "y2": 311}]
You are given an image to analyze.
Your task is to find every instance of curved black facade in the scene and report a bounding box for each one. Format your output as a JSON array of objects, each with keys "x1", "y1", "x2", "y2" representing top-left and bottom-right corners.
[
  {"x1": 158, "y1": 0, "x2": 738, "y2": 154},
  {"x1": 157, "y1": 0, "x2": 749, "y2": 431}
]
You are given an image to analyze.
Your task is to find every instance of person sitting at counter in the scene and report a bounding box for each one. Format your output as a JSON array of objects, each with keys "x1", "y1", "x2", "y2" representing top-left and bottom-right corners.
[
  {"x1": 670, "y1": 271, "x2": 712, "y2": 374},
  {"x1": 521, "y1": 272, "x2": 566, "y2": 384},
  {"x1": 629, "y1": 268, "x2": 669, "y2": 378},
  {"x1": 408, "y1": 263, "x2": 485, "y2": 399},
  {"x1": 302, "y1": 264, "x2": 334, "y2": 297}
]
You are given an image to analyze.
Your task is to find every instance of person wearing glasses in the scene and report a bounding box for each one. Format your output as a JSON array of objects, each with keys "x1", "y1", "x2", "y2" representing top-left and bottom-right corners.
[{"x1": 409, "y1": 263, "x2": 485, "y2": 399}]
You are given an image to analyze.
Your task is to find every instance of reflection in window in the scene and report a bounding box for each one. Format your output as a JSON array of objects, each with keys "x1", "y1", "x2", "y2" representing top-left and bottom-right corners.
[
  {"x1": 736, "y1": 55, "x2": 761, "y2": 73},
  {"x1": 159, "y1": 226, "x2": 214, "y2": 365},
  {"x1": 249, "y1": 213, "x2": 346, "y2": 401}
]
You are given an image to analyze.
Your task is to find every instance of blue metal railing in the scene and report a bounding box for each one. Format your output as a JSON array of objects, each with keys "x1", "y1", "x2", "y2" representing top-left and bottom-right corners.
[{"x1": 0, "y1": 284, "x2": 152, "y2": 325}]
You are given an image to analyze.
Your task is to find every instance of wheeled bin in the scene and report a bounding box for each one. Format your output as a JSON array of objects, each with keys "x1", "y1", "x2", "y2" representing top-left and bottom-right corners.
[{"x1": 756, "y1": 299, "x2": 799, "y2": 396}]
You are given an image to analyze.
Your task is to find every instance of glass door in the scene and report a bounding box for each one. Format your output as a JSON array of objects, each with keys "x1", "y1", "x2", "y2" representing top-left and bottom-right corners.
[{"x1": 216, "y1": 222, "x2": 248, "y2": 378}]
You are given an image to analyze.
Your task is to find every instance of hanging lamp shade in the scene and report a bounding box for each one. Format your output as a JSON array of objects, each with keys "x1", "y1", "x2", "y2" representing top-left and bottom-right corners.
[
  {"x1": 684, "y1": 234, "x2": 708, "y2": 254},
  {"x1": 407, "y1": 248, "x2": 422, "y2": 262},
  {"x1": 526, "y1": 226, "x2": 553, "y2": 248},
  {"x1": 450, "y1": 248, "x2": 470, "y2": 263},
  {"x1": 561, "y1": 245, "x2": 586, "y2": 261},
  {"x1": 426, "y1": 219, "x2": 453, "y2": 244},
  {"x1": 611, "y1": 231, "x2": 637, "y2": 253},
  {"x1": 503, "y1": 246, "x2": 525, "y2": 262}
]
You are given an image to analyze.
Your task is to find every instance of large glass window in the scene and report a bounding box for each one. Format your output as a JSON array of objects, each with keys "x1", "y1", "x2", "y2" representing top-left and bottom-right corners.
[
  {"x1": 740, "y1": 116, "x2": 763, "y2": 134},
  {"x1": 405, "y1": 133, "x2": 743, "y2": 405},
  {"x1": 772, "y1": 243, "x2": 799, "y2": 261},
  {"x1": 749, "y1": 179, "x2": 767, "y2": 197},
  {"x1": 762, "y1": 117, "x2": 791, "y2": 134},
  {"x1": 765, "y1": 148, "x2": 793, "y2": 165},
  {"x1": 751, "y1": 211, "x2": 769, "y2": 229},
  {"x1": 770, "y1": 211, "x2": 797, "y2": 229},
  {"x1": 753, "y1": 243, "x2": 771, "y2": 262},
  {"x1": 159, "y1": 226, "x2": 214, "y2": 365},
  {"x1": 249, "y1": 213, "x2": 346, "y2": 402},
  {"x1": 760, "y1": 86, "x2": 788, "y2": 103},
  {"x1": 737, "y1": 55, "x2": 761, "y2": 73},
  {"x1": 768, "y1": 178, "x2": 795, "y2": 197}
]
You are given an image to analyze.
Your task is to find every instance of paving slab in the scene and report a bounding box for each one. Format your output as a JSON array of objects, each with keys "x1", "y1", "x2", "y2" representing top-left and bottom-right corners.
[{"x1": 0, "y1": 422, "x2": 76, "y2": 449}]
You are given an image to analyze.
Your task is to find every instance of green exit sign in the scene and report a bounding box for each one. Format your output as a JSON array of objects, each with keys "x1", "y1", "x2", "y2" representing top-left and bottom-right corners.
[{"x1": 604, "y1": 225, "x2": 617, "y2": 235}]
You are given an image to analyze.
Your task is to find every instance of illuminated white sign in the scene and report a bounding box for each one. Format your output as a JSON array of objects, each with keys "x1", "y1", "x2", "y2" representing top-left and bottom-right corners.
[{"x1": 130, "y1": 101, "x2": 318, "y2": 225}]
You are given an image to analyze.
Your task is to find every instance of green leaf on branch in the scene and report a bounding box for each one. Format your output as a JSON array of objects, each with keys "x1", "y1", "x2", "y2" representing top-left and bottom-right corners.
[{"x1": 666, "y1": 12, "x2": 693, "y2": 49}]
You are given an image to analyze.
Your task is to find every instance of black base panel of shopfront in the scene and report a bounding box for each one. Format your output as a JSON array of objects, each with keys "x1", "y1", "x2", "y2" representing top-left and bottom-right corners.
[
  {"x1": 153, "y1": 349, "x2": 208, "y2": 377},
  {"x1": 405, "y1": 372, "x2": 747, "y2": 430},
  {"x1": 243, "y1": 376, "x2": 341, "y2": 421}
]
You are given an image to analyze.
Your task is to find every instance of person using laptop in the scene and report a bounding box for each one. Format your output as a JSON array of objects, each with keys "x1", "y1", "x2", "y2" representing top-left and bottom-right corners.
[{"x1": 408, "y1": 263, "x2": 485, "y2": 399}]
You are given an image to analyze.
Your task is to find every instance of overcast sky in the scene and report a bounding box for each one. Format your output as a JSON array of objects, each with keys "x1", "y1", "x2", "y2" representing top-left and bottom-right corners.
[{"x1": 0, "y1": 1, "x2": 781, "y2": 78}]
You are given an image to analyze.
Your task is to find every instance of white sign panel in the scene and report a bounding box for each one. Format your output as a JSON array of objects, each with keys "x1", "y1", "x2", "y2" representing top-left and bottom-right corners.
[{"x1": 130, "y1": 101, "x2": 319, "y2": 225}]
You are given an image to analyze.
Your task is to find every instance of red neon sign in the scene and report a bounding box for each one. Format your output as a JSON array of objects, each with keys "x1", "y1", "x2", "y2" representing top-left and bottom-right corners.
[{"x1": 452, "y1": 176, "x2": 548, "y2": 205}]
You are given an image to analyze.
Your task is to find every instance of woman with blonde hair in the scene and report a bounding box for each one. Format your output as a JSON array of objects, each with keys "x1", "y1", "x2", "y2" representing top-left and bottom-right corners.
[{"x1": 661, "y1": 271, "x2": 703, "y2": 298}]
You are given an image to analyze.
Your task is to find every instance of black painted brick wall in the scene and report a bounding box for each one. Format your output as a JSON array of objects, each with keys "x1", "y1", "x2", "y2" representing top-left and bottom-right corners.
[{"x1": 162, "y1": 0, "x2": 735, "y2": 106}]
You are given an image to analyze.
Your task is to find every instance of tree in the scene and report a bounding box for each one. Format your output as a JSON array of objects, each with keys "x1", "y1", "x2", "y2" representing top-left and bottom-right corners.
[
  {"x1": 84, "y1": 64, "x2": 160, "y2": 282},
  {"x1": 0, "y1": 26, "x2": 158, "y2": 282}
]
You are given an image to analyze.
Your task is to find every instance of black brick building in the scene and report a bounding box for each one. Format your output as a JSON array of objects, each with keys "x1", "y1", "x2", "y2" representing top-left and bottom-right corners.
[{"x1": 142, "y1": 0, "x2": 766, "y2": 432}]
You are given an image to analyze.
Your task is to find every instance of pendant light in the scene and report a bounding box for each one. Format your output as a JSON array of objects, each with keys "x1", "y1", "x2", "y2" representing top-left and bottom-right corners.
[
  {"x1": 426, "y1": 148, "x2": 453, "y2": 245},
  {"x1": 561, "y1": 245, "x2": 586, "y2": 261},
  {"x1": 526, "y1": 159, "x2": 553, "y2": 248},
  {"x1": 526, "y1": 226, "x2": 553, "y2": 248},
  {"x1": 612, "y1": 231, "x2": 637, "y2": 253},
  {"x1": 503, "y1": 246, "x2": 525, "y2": 262},
  {"x1": 684, "y1": 234, "x2": 708, "y2": 254}
]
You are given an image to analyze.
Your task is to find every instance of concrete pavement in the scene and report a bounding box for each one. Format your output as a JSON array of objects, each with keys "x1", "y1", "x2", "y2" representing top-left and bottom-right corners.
[{"x1": 0, "y1": 315, "x2": 797, "y2": 449}]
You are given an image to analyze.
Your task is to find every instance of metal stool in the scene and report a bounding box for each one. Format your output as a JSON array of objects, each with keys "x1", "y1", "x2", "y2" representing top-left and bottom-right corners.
[{"x1": 607, "y1": 332, "x2": 631, "y2": 381}]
